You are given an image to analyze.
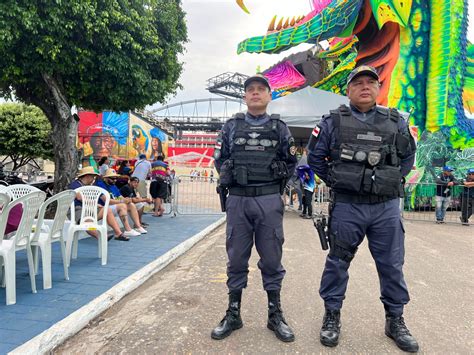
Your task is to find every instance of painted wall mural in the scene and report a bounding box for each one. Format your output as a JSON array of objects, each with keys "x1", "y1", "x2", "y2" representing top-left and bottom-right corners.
[{"x1": 77, "y1": 111, "x2": 169, "y2": 168}]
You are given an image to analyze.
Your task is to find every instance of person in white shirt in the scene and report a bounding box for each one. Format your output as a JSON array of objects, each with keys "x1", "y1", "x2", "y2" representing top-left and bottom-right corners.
[
  {"x1": 98, "y1": 156, "x2": 110, "y2": 176},
  {"x1": 132, "y1": 154, "x2": 152, "y2": 198}
]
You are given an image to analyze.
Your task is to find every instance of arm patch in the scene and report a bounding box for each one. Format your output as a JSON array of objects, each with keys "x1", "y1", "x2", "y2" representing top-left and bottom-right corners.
[{"x1": 288, "y1": 137, "x2": 296, "y2": 156}]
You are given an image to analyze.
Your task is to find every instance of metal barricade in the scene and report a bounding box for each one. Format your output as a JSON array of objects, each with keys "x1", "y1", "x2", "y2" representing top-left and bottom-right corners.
[
  {"x1": 172, "y1": 175, "x2": 224, "y2": 215},
  {"x1": 402, "y1": 183, "x2": 472, "y2": 224},
  {"x1": 283, "y1": 183, "x2": 331, "y2": 216},
  {"x1": 168, "y1": 177, "x2": 473, "y2": 224},
  {"x1": 314, "y1": 184, "x2": 331, "y2": 215}
]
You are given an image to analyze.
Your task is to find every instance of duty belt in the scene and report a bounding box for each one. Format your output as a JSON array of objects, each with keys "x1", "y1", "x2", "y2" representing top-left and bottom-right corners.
[
  {"x1": 333, "y1": 192, "x2": 395, "y2": 204},
  {"x1": 229, "y1": 184, "x2": 280, "y2": 197}
]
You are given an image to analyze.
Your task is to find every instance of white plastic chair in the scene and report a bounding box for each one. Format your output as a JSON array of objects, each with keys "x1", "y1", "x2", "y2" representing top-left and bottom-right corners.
[
  {"x1": 0, "y1": 192, "x2": 10, "y2": 207},
  {"x1": 0, "y1": 191, "x2": 46, "y2": 305},
  {"x1": 66, "y1": 186, "x2": 110, "y2": 266},
  {"x1": 0, "y1": 192, "x2": 10, "y2": 284},
  {"x1": 4, "y1": 184, "x2": 40, "y2": 200},
  {"x1": 31, "y1": 190, "x2": 76, "y2": 289}
]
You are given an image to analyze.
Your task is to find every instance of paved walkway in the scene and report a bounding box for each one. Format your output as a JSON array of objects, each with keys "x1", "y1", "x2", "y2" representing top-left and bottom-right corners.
[
  {"x1": 57, "y1": 211, "x2": 473, "y2": 354},
  {"x1": 0, "y1": 212, "x2": 224, "y2": 354}
]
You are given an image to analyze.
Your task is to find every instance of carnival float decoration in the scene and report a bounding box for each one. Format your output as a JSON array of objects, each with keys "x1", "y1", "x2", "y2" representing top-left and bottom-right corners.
[{"x1": 235, "y1": 0, "x2": 474, "y2": 185}]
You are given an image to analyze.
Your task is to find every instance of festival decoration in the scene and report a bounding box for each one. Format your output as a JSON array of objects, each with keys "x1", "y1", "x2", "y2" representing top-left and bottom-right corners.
[{"x1": 235, "y1": 0, "x2": 474, "y2": 182}]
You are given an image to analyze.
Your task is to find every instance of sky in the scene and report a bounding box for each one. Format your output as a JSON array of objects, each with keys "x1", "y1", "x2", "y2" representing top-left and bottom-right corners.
[{"x1": 153, "y1": 0, "x2": 474, "y2": 112}]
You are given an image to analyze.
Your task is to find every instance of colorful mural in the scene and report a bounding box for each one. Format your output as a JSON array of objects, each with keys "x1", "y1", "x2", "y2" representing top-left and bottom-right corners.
[{"x1": 77, "y1": 111, "x2": 169, "y2": 169}]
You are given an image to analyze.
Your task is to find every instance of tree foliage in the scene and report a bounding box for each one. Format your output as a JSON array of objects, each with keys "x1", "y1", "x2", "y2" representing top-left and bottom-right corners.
[
  {"x1": 0, "y1": 0, "x2": 187, "y2": 191},
  {"x1": 0, "y1": 103, "x2": 53, "y2": 171}
]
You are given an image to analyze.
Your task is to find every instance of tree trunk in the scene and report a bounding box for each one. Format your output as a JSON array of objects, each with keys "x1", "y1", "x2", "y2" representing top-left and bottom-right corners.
[
  {"x1": 50, "y1": 115, "x2": 79, "y2": 193},
  {"x1": 41, "y1": 74, "x2": 79, "y2": 193}
]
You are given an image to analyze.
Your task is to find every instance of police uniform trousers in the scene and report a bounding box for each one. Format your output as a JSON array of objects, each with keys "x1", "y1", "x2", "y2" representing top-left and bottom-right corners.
[
  {"x1": 319, "y1": 198, "x2": 409, "y2": 316},
  {"x1": 225, "y1": 193, "x2": 286, "y2": 292}
]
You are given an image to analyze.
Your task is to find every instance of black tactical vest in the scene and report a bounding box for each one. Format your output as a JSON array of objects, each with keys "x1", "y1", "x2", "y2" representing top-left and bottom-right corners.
[
  {"x1": 328, "y1": 105, "x2": 403, "y2": 198},
  {"x1": 230, "y1": 113, "x2": 281, "y2": 186}
]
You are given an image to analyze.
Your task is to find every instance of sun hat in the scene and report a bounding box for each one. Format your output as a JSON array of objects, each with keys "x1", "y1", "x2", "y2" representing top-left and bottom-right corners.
[
  {"x1": 102, "y1": 169, "x2": 121, "y2": 179},
  {"x1": 77, "y1": 166, "x2": 99, "y2": 178}
]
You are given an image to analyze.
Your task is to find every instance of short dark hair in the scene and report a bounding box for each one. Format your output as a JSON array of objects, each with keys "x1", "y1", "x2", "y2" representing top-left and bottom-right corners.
[
  {"x1": 98, "y1": 156, "x2": 108, "y2": 166},
  {"x1": 130, "y1": 176, "x2": 139, "y2": 182}
]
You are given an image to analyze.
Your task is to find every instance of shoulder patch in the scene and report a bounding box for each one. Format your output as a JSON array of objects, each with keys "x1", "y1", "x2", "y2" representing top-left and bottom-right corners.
[
  {"x1": 376, "y1": 106, "x2": 389, "y2": 115},
  {"x1": 288, "y1": 137, "x2": 296, "y2": 156},
  {"x1": 312, "y1": 125, "x2": 321, "y2": 138}
]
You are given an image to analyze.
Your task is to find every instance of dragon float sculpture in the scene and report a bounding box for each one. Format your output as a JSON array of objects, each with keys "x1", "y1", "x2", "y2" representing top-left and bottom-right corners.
[{"x1": 235, "y1": 0, "x2": 474, "y2": 183}]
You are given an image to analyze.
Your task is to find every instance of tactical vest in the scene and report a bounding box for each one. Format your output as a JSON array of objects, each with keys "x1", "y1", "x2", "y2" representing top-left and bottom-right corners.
[
  {"x1": 230, "y1": 113, "x2": 282, "y2": 186},
  {"x1": 328, "y1": 105, "x2": 403, "y2": 198}
]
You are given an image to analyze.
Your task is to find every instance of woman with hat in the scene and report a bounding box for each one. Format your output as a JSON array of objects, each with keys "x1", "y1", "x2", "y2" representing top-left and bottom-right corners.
[{"x1": 69, "y1": 166, "x2": 131, "y2": 241}]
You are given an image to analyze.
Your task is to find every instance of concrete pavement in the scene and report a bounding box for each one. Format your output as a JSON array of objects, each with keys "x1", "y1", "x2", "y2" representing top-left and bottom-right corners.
[{"x1": 56, "y1": 211, "x2": 473, "y2": 354}]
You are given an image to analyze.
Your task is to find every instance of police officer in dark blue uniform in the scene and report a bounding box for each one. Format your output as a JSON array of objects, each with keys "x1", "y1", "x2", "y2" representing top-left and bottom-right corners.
[
  {"x1": 211, "y1": 74, "x2": 297, "y2": 342},
  {"x1": 308, "y1": 66, "x2": 419, "y2": 352}
]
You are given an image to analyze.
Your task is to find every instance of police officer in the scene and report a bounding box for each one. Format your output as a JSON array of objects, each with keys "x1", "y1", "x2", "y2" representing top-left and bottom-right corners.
[
  {"x1": 211, "y1": 74, "x2": 297, "y2": 342},
  {"x1": 308, "y1": 66, "x2": 419, "y2": 352}
]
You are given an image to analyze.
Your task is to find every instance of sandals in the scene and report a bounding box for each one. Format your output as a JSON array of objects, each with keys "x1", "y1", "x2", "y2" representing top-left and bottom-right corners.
[{"x1": 114, "y1": 234, "x2": 130, "y2": 241}]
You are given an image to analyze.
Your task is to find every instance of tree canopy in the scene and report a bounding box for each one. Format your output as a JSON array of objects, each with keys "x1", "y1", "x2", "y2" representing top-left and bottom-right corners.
[
  {"x1": 0, "y1": 103, "x2": 53, "y2": 171},
  {"x1": 0, "y1": 0, "x2": 187, "y2": 190},
  {"x1": 0, "y1": 0, "x2": 187, "y2": 111}
]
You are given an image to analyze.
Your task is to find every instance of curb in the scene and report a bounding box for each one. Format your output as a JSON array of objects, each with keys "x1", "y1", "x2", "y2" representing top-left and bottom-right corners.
[{"x1": 10, "y1": 216, "x2": 226, "y2": 355}]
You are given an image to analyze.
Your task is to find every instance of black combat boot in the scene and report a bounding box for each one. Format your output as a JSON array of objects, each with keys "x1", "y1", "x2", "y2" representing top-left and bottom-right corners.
[
  {"x1": 211, "y1": 291, "x2": 243, "y2": 340},
  {"x1": 266, "y1": 290, "x2": 295, "y2": 342},
  {"x1": 385, "y1": 314, "x2": 419, "y2": 352},
  {"x1": 320, "y1": 309, "x2": 341, "y2": 347}
]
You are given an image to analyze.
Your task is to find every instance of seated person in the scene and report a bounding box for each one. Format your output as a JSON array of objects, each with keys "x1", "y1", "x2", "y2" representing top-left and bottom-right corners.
[
  {"x1": 115, "y1": 160, "x2": 132, "y2": 189},
  {"x1": 0, "y1": 196, "x2": 22, "y2": 237},
  {"x1": 96, "y1": 169, "x2": 147, "y2": 235},
  {"x1": 117, "y1": 160, "x2": 132, "y2": 176},
  {"x1": 69, "y1": 166, "x2": 132, "y2": 241},
  {"x1": 120, "y1": 177, "x2": 152, "y2": 227}
]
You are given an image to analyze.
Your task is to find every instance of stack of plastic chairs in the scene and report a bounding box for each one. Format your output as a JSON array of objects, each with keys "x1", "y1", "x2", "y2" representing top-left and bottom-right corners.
[{"x1": 0, "y1": 190, "x2": 46, "y2": 305}]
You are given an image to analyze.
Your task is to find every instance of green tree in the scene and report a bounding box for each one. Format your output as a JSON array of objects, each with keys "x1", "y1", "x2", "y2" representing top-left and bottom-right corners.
[
  {"x1": 0, "y1": 0, "x2": 187, "y2": 191},
  {"x1": 0, "y1": 103, "x2": 53, "y2": 171}
]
